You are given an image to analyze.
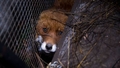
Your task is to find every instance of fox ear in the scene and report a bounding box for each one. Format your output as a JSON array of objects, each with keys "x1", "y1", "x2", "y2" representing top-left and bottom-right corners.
[
  {"x1": 36, "y1": 27, "x2": 39, "y2": 34},
  {"x1": 36, "y1": 21, "x2": 41, "y2": 34},
  {"x1": 53, "y1": 0, "x2": 74, "y2": 12},
  {"x1": 64, "y1": 12, "x2": 73, "y2": 16}
]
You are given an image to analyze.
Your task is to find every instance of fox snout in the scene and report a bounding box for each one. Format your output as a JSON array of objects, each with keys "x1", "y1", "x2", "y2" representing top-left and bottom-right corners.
[
  {"x1": 40, "y1": 42, "x2": 57, "y2": 53},
  {"x1": 36, "y1": 35, "x2": 57, "y2": 53},
  {"x1": 46, "y1": 43, "x2": 52, "y2": 50}
]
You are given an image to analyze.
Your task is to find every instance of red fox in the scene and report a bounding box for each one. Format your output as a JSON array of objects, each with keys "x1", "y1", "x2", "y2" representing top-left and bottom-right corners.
[{"x1": 36, "y1": 0, "x2": 74, "y2": 66}]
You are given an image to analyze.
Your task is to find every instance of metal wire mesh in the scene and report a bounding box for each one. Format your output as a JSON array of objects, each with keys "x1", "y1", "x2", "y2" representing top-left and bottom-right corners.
[
  {"x1": 50, "y1": 0, "x2": 120, "y2": 68},
  {"x1": 0, "y1": 0, "x2": 54, "y2": 68}
]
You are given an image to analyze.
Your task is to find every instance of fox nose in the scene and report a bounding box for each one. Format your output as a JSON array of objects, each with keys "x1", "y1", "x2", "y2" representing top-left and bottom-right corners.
[{"x1": 46, "y1": 43, "x2": 52, "y2": 50}]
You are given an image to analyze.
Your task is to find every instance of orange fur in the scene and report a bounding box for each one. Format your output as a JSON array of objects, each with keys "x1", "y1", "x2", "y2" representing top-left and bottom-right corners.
[{"x1": 36, "y1": 0, "x2": 74, "y2": 46}]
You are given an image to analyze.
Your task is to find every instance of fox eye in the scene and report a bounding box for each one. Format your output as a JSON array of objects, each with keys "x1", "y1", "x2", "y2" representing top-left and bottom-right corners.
[
  {"x1": 57, "y1": 31, "x2": 63, "y2": 35},
  {"x1": 43, "y1": 28, "x2": 48, "y2": 33}
]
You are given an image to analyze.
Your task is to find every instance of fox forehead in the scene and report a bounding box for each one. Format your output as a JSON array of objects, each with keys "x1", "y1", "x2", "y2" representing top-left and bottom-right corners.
[
  {"x1": 40, "y1": 9, "x2": 68, "y2": 24},
  {"x1": 36, "y1": 9, "x2": 68, "y2": 34}
]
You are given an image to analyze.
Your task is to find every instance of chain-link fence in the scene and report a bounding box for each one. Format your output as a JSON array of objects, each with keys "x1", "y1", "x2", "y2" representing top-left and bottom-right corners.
[
  {"x1": 0, "y1": 0, "x2": 55, "y2": 68},
  {"x1": 0, "y1": 0, "x2": 120, "y2": 68},
  {"x1": 50, "y1": 0, "x2": 120, "y2": 68}
]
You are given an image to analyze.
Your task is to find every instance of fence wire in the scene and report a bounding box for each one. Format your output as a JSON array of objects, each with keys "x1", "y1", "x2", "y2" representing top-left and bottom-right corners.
[
  {"x1": 0, "y1": 0, "x2": 120, "y2": 68},
  {"x1": 50, "y1": 0, "x2": 120, "y2": 68},
  {"x1": 0, "y1": 0, "x2": 54, "y2": 68}
]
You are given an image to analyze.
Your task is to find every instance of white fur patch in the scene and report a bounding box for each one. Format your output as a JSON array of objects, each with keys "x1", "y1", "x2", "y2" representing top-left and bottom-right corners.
[
  {"x1": 40, "y1": 42, "x2": 47, "y2": 51},
  {"x1": 36, "y1": 35, "x2": 43, "y2": 43},
  {"x1": 50, "y1": 44, "x2": 57, "y2": 52},
  {"x1": 40, "y1": 42, "x2": 57, "y2": 53}
]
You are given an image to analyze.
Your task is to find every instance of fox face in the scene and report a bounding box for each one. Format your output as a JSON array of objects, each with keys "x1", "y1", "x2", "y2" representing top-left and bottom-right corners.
[{"x1": 36, "y1": 9, "x2": 68, "y2": 53}]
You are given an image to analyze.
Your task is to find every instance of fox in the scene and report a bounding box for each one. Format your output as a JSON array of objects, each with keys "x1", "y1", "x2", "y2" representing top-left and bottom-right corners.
[{"x1": 36, "y1": 0, "x2": 74, "y2": 66}]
